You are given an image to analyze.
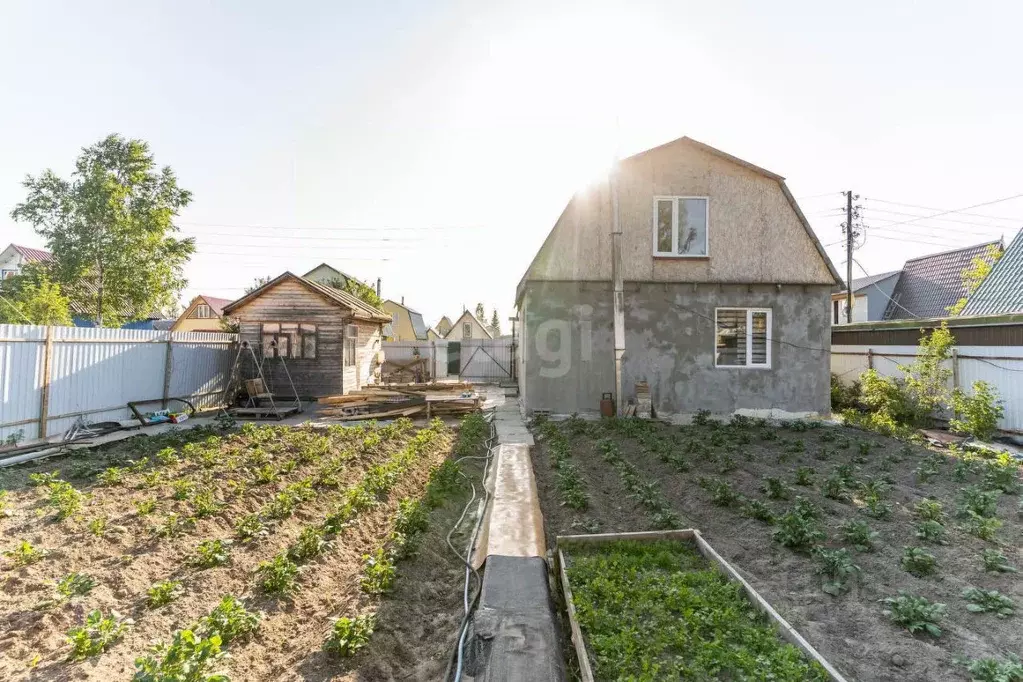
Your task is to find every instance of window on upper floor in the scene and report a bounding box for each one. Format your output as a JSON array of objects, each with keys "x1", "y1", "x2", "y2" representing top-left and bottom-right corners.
[
  {"x1": 653, "y1": 196, "x2": 708, "y2": 257},
  {"x1": 463, "y1": 322, "x2": 472, "y2": 339},
  {"x1": 715, "y1": 308, "x2": 771, "y2": 368},
  {"x1": 195, "y1": 303, "x2": 212, "y2": 319}
]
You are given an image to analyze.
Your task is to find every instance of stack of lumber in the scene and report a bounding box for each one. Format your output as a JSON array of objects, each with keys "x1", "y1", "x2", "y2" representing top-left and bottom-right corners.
[{"x1": 318, "y1": 383, "x2": 481, "y2": 420}]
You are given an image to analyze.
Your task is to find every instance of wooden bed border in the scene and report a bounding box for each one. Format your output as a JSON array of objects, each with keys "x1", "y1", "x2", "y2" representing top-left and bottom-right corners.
[{"x1": 555, "y1": 529, "x2": 848, "y2": 682}]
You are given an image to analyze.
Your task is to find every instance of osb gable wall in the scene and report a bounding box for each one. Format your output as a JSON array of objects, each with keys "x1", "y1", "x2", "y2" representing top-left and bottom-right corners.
[
  {"x1": 232, "y1": 279, "x2": 346, "y2": 397},
  {"x1": 524, "y1": 140, "x2": 834, "y2": 285}
]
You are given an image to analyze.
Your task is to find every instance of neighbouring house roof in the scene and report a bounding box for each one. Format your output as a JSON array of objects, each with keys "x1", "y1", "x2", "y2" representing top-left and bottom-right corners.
[
  {"x1": 222, "y1": 271, "x2": 391, "y2": 322},
  {"x1": 962, "y1": 229, "x2": 1023, "y2": 316},
  {"x1": 9, "y1": 244, "x2": 54, "y2": 263},
  {"x1": 384, "y1": 299, "x2": 430, "y2": 340},
  {"x1": 515, "y1": 135, "x2": 842, "y2": 302},
  {"x1": 444, "y1": 309, "x2": 494, "y2": 339},
  {"x1": 835, "y1": 270, "x2": 902, "y2": 296},
  {"x1": 302, "y1": 263, "x2": 375, "y2": 289},
  {"x1": 200, "y1": 295, "x2": 233, "y2": 317},
  {"x1": 883, "y1": 241, "x2": 1003, "y2": 320}
]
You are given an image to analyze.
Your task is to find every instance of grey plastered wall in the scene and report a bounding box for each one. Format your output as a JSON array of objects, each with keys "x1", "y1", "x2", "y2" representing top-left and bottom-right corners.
[
  {"x1": 520, "y1": 281, "x2": 615, "y2": 415},
  {"x1": 521, "y1": 281, "x2": 831, "y2": 417}
]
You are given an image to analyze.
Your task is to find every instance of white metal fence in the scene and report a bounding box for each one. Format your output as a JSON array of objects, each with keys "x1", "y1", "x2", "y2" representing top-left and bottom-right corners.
[
  {"x1": 832, "y1": 344, "x2": 1023, "y2": 433},
  {"x1": 381, "y1": 337, "x2": 515, "y2": 383},
  {"x1": 0, "y1": 324, "x2": 237, "y2": 443},
  {"x1": 382, "y1": 341, "x2": 449, "y2": 381}
]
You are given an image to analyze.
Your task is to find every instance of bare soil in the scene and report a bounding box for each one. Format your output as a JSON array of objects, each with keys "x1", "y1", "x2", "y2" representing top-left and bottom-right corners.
[
  {"x1": 0, "y1": 419, "x2": 474, "y2": 681},
  {"x1": 531, "y1": 418, "x2": 1023, "y2": 682}
]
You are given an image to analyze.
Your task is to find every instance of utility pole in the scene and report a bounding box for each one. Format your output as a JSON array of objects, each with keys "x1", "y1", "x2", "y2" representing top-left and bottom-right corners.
[{"x1": 845, "y1": 190, "x2": 854, "y2": 324}]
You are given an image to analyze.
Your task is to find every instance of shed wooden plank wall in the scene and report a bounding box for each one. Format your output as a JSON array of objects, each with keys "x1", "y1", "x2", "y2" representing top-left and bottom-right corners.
[{"x1": 233, "y1": 280, "x2": 346, "y2": 397}]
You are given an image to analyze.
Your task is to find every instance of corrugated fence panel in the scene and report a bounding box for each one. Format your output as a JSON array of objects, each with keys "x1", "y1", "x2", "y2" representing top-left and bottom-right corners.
[
  {"x1": 0, "y1": 325, "x2": 46, "y2": 442},
  {"x1": 0, "y1": 325, "x2": 237, "y2": 442},
  {"x1": 459, "y1": 339, "x2": 514, "y2": 382},
  {"x1": 833, "y1": 344, "x2": 1023, "y2": 433},
  {"x1": 168, "y1": 332, "x2": 237, "y2": 410}
]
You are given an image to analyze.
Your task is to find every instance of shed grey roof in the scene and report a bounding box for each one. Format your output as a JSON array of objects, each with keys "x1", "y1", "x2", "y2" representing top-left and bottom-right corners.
[
  {"x1": 962, "y1": 229, "x2": 1023, "y2": 316},
  {"x1": 883, "y1": 241, "x2": 1002, "y2": 320},
  {"x1": 840, "y1": 270, "x2": 901, "y2": 295}
]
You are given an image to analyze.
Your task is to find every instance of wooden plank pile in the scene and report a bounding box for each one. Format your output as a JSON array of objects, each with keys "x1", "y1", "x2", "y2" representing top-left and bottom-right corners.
[{"x1": 318, "y1": 383, "x2": 481, "y2": 420}]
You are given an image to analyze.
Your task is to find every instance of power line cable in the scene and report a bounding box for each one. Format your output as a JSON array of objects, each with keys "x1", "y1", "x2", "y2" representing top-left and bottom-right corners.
[
  {"x1": 177, "y1": 221, "x2": 477, "y2": 232},
  {"x1": 796, "y1": 191, "x2": 844, "y2": 201},
  {"x1": 861, "y1": 193, "x2": 1023, "y2": 230},
  {"x1": 860, "y1": 207, "x2": 1012, "y2": 231},
  {"x1": 852, "y1": 258, "x2": 919, "y2": 319},
  {"x1": 863, "y1": 197, "x2": 1023, "y2": 223}
]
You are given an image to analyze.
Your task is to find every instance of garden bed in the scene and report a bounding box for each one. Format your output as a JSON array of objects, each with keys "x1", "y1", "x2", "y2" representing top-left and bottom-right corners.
[
  {"x1": 557, "y1": 531, "x2": 841, "y2": 680},
  {"x1": 0, "y1": 414, "x2": 488, "y2": 681},
  {"x1": 532, "y1": 415, "x2": 1023, "y2": 682}
]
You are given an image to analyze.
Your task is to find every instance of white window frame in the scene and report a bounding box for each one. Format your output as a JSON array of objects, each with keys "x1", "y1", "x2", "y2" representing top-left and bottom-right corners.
[
  {"x1": 652, "y1": 196, "x2": 710, "y2": 258},
  {"x1": 714, "y1": 307, "x2": 772, "y2": 369},
  {"x1": 195, "y1": 303, "x2": 212, "y2": 319}
]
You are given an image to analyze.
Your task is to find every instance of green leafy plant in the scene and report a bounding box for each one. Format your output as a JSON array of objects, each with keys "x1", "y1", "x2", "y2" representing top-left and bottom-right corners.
[
  {"x1": 29, "y1": 471, "x2": 61, "y2": 487},
  {"x1": 914, "y1": 498, "x2": 945, "y2": 523},
  {"x1": 132, "y1": 629, "x2": 227, "y2": 682},
  {"x1": 66, "y1": 609, "x2": 132, "y2": 660},
  {"x1": 773, "y1": 509, "x2": 825, "y2": 551},
  {"x1": 252, "y1": 465, "x2": 278, "y2": 485},
  {"x1": 134, "y1": 497, "x2": 157, "y2": 516},
  {"x1": 950, "y1": 380, "x2": 1004, "y2": 441},
  {"x1": 360, "y1": 548, "x2": 396, "y2": 594},
  {"x1": 794, "y1": 466, "x2": 815, "y2": 486},
  {"x1": 915, "y1": 520, "x2": 948, "y2": 545},
  {"x1": 959, "y1": 486, "x2": 1000, "y2": 518},
  {"x1": 982, "y1": 548, "x2": 1018, "y2": 574},
  {"x1": 288, "y1": 526, "x2": 331, "y2": 561},
  {"x1": 47, "y1": 481, "x2": 84, "y2": 519},
  {"x1": 812, "y1": 547, "x2": 860, "y2": 596},
  {"x1": 390, "y1": 498, "x2": 429, "y2": 558},
  {"x1": 708, "y1": 480, "x2": 741, "y2": 507},
  {"x1": 155, "y1": 447, "x2": 179, "y2": 465},
  {"x1": 962, "y1": 587, "x2": 1015, "y2": 618},
  {"x1": 234, "y1": 513, "x2": 267, "y2": 541},
  {"x1": 880, "y1": 593, "x2": 945, "y2": 637},
  {"x1": 901, "y1": 546, "x2": 937, "y2": 577},
  {"x1": 88, "y1": 516, "x2": 107, "y2": 537},
  {"x1": 983, "y1": 457, "x2": 1021, "y2": 495},
  {"x1": 191, "y1": 489, "x2": 223, "y2": 518},
  {"x1": 256, "y1": 554, "x2": 300, "y2": 595},
  {"x1": 762, "y1": 477, "x2": 791, "y2": 500},
  {"x1": 3, "y1": 540, "x2": 47, "y2": 566},
  {"x1": 170, "y1": 478, "x2": 195, "y2": 501},
  {"x1": 863, "y1": 495, "x2": 893, "y2": 520},
  {"x1": 840, "y1": 519, "x2": 879, "y2": 552},
  {"x1": 822, "y1": 474, "x2": 850, "y2": 502},
  {"x1": 147, "y1": 580, "x2": 184, "y2": 608},
  {"x1": 956, "y1": 654, "x2": 1023, "y2": 682},
  {"x1": 741, "y1": 499, "x2": 775, "y2": 524},
  {"x1": 964, "y1": 511, "x2": 1003, "y2": 542},
  {"x1": 154, "y1": 512, "x2": 194, "y2": 538},
  {"x1": 98, "y1": 467, "x2": 125, "y2": 486},
  {"x1": 52, "y1": 572, "x2": 97, "y2": 603},
  {"x1": 190, "y1": 539, "x2": 232, "y2": 569},
  {"x1": 197, "y1": 595, "x2": 260, "y2": 644},
  {"x1": 323, "y1": 613, "x2": 375, "y2": 658}
]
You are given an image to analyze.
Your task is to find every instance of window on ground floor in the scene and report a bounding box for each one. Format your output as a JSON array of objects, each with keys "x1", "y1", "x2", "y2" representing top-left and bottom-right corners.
[
  {"x1": 715, "y1": 308, "x2": 771, "y2": 368},
  {"x1": 344, "y1": 324, "x2": 358, "y2": 367},
  {"x1": 261, "y1": 322, "x2": 317, "y2": 359}
]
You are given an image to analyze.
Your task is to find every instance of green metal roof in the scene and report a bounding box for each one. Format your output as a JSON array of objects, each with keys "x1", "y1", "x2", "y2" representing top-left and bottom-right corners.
[{"x1": 962, "y1": 229, "x2": 1023, "y2": 316}]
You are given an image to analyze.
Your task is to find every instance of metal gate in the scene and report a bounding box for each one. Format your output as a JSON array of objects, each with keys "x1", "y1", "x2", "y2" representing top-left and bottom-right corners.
[{"x1": 457, "y1": 339, "x2": 514, "y2": 382}]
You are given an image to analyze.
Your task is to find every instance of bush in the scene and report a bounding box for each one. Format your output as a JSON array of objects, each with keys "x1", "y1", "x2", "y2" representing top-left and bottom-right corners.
[
  {"x1": 880, "y1": 593, "x2": 945, "y2": 637},
  {"x1": 830, "y1": 374, "x2": 861, "y2": 411},
  {"x1": 950, "y1": 381, "x2": 1004, "y2": 440}
]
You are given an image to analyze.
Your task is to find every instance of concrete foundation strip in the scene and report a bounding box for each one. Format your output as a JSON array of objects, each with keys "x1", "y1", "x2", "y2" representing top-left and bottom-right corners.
[{"x1": 556, "y1": 529, "x2": 847, "y2": 682}]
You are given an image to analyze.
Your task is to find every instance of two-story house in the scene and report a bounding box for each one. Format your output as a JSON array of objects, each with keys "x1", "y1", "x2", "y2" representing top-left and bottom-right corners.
[{"x1": 515, "y1": 136, "x2": 842, "y2": 419}]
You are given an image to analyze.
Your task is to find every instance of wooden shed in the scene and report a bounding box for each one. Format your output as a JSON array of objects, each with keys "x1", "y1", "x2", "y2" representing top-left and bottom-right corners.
[{"x1": 222, "y1": 272, "x2": 391, "y2": 397}]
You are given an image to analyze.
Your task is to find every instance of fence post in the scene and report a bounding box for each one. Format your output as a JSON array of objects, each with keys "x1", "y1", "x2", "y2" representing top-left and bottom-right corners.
[
  {"x1": 430, "y1": 341, "x2": 436, "y2": 382},
  {"x1": 951, "y1": 348, "x2": 959, "y2": 391},
  {"x1": 162, "y1": 333, "x2": 174, "y2": 409},
  {"x1": 866, "y1": 348, "x2": 874, "y2": 371},
  {"x1": 38, "y1": 326, "x2": 54, "y2": 440}
]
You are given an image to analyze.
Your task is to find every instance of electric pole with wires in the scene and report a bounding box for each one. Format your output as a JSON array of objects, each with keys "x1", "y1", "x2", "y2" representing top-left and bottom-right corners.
[{"x1": 841, "y1": 190, "x2": 864, "y2": 323}]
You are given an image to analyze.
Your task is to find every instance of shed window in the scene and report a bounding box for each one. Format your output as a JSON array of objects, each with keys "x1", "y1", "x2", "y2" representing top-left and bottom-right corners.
[
  {"x1": 195, "y1": 303, "x2": 213, "y2": 319},
  {"x1": 344, "y1": 324, "x2": 358, "y2": 367},
  {"x1": 652, "y1": 196, "x2": 708, "y2": 257},
  {"x1": 715, "y1": 308, "x2": 771, "y2": 368},
  {"x1": 261, "y1": 322, "x2": 317, "y2": 359}
]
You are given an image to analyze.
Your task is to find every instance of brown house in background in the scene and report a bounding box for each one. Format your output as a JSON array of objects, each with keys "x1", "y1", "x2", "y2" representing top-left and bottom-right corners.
[{"x1": 222, "y1": 272, "x2": 390, "y2": 397}]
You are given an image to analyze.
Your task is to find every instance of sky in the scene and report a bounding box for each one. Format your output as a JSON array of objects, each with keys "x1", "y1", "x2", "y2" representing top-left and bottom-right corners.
[{"x1": 2, "y1": 0, "x2": 1022, "y2": 327}]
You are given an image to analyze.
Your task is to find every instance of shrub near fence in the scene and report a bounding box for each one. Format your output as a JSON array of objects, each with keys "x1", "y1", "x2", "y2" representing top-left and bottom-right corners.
[{"x1": 0, "y1": 324, "x2": 236, "y2": 443}]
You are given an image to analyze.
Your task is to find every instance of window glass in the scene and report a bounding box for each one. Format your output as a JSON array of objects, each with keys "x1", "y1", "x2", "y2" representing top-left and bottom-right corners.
[
  {"x1": 302, "y1": 334, "x2": 317, "y2": 359},
  {"x1": 463, "y1": 322, "x2": 471, "y2": 339},
  {"x1": 677, "y1": 198, "x2": 707, "y2": 255},
  {"x1": 751, "y1": 311, "x2": 768, "y2": 365},
  {"x1": 656, "y1": 199, "x2": 673, "y2": 253},
  {"x1": 715, "y1": 309, "x2": 747, "y2": 366},
  {"x1": 300, "y1": 323, "x2": 316, "y2": 333}
]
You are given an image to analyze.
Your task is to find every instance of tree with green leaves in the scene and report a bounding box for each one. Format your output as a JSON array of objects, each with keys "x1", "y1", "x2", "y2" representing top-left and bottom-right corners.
[
  {"x1": 475, "y1": 302, "x2": 485, "y2": 320},
  {"x1": 326, "y1": 277, "x2": 382, "y2": 308},
  {"x1": 947, "y1": 244, "x2": 1002, "y2": 315},
  {"x1": 489, "y1": 309, "x2": 501, "y2": 336},
  {"x1": 11, "y1": 134, "x2": 195, "y2": 327},
  {"x1": 0, "y1": 265, "x2": 72, "y2": 325},
  {"x1": 245, "y1": 276, "x2": 274, "y2": 294}
]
